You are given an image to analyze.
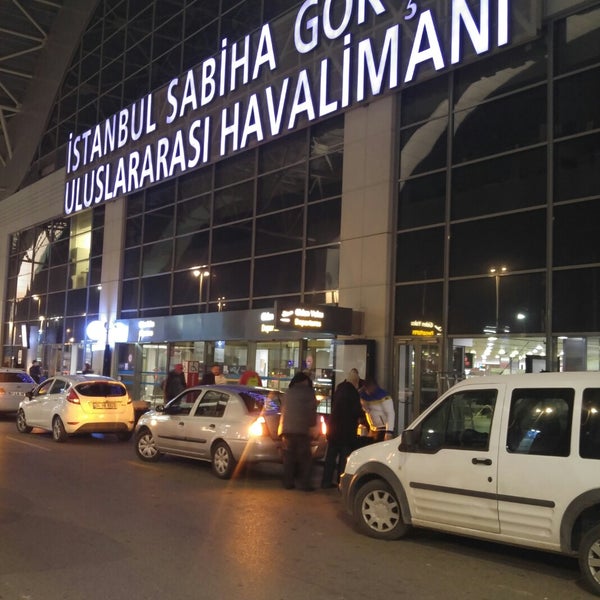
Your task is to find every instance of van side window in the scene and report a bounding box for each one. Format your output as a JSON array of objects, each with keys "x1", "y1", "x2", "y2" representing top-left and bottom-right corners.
[
  {"x1": 580, "y1": 388, "x2": 600, "y2": 459},
  {"x1": 417, "y1": 390, "x2": 497, "y2": 452},
  {"x1": 506, "y1": 388, "x2": 573, "y2": 457}
]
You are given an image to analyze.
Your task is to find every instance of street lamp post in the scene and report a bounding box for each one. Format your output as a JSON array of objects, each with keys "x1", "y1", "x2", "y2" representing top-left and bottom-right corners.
[
  {"x1": 490, "y1": 266, "x2": 507, "y2": 332},
  {"x1": 193, "y1": 268, "x2": 210, "y2": 312}
]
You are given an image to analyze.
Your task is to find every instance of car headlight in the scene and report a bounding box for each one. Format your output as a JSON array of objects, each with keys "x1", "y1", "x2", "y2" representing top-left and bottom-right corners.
[{"x1": 249, "y1": 416, "x2": 267, "y2": 437}]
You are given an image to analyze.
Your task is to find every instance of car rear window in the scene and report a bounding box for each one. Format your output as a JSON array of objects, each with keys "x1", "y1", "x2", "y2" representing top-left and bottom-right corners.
[
  {"x1": 75, "y1": 382, "x2": 127, "y2": 397},
  {"x1": 239, "y1": 391, "x2": 280, "y2": 414},
  {"x1": 0, "y1": 372, "x2": 35, "y2": 383}
]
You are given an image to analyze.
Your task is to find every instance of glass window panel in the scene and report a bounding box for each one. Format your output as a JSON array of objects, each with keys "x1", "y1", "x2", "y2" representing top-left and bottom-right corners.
[
  {"x1": 452, "y1": 148, "x2": 546, "y2": 220},
  {"x1": 89, "y1": 257, "x2": 102, "y2": 286},
  {"x1": 554, "y1": 268, "x2": 600, "y2": 332},
  {"x1": 398, "y1": 172, "x2": 446, "y2": 229},
  {"x1": 450, "y1": 211, "x2": 546, "y2": 277},
  {"x1": 142, "y1": 240, "x2": 173, "y2": 276},
  {"x1": 182, "y1": 21, "x2": 219, "y2": 69},
  {"x1": 255, "y1": 209, "x2": 304, "y2": 255},
  {"x1": 305, "y1": 246, "x2": 339, "y2": 293},
  {"x1": 400, "y1": 118, "x2": 447, "y2": 178},
  {"x1": 91, "y1": 229, "x2": 103, "y2": 257},
  {"x1": 143, "y1": 206, "x2": 175, "y2": 244},
  {"x1": 213, "y1": 181, "x2": 254, "y2": 226},
  {"x1": 396, "y1": 228, "x2": 444, "y2": 282},
  {"x1": 31, "y1": 269, "x2": 48, "y2": 296},
  {"x1": 215, "y1": 151, "x2": 256, "y2": 189},
  {"x1": 554, "y1": 200, "x2": 600, "y2": 267},
  {"x1": 257, "y1": 165, "x2": 306, "y2": 214},
  {"x1": 126, "y1": 192, "x2": 145, "y2": 217},
  {"x1": 307, "y1": 199, "x2": 341, "y2": 246},
  {"x1": 308, "y1": 152, "x2": 343, "y2": 201},
  {"x1": 123, "y1": 247, "x2": 141, "y2": 279},
  {"x1": 141, "y1": 274, "x2": 171, "y2": 309},
  {"x1": 259, "y1": 130, "x2": 307, "y2": 173},
  {"x1": 49, "y1": 238, "x2": 70, "y2": 266},
  {"x1": 394, "y1": 282, "x2": 443, "y2": 336},
  {"x1": 449, "y1": 273, "x2": 545, "y2": 335},
  {"x1": 254, "y1": 253, "x2": 302, "y2": 297},
  {"x1": 555, "y1": 67, "x2": 600, "y2": 138},
  {"x1": 66, "y1": 289, "x2": 87, "y2": 317},
  {"x1": 580, "y1": 388, "x2": 600, "y2": 459},
  {"x1": 178, "y1": 167, "x2": 213, "y2": 200},
  {"x1": 121, "y1": 279, "x2": 139, "y2": 311},
  {"x1": 453, "y1": 86, "x2": 547, "y2": 163},
  {"x1": 554, "y1": 6, "x2": 600, "y2": 75},
  {"x1": 177, "y1": 195, "x2": 211, "y2": 235},
  {"x1": 146, "y1": 180, "x2": 176, "y2": 211},
  {"x1": 184, "y1": 2, "x2": 220, "y2": 38},
  {"x1": 87, "y1": 288, "x2": 100, "y2": 315},
  {"x1": 48, "y1": 265, "x2": 68, "y2": 293},
  {"x1": 454, "y1": 39, "x2": 546, "y2": 110},
  {"x1": 220, "y1": 0, "x2": 262, "y2": 41},
  {"x1": 400, "y1": 75, "x2": 449, "y2": 126},
  {"x1": 212, "y1": 222, "x2": 253, "y2": 263},
  {"x1": 209, "y1": 261, "x2": 250, "y2": 301},
  {"x1": 125, "y1": 216, "x2": 142, "y2": 247},
  {"x1": 172, "y1": 270, "x2": 202, "y2": 307},
  {"x1": 46, "y1": 291, "x2": 65, "y2": 319},
  {"x1": 174, "y1": 231, "x2": 210, "y2": 270},
  {"x1": 555, "y1": 133, "x2": 600, "y2": 203}
]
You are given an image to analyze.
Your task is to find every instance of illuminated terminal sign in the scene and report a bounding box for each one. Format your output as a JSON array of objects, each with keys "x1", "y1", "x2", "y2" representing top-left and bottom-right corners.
[
  {"x1": 64, "y1": 0, "x2": 540, "y2": 215},
  {"x1": 411, "y1": 319, "x2": 442, "y2": 337},
  {"x1": 275, "y1": 302, "x2": 353, "y2": 335}
]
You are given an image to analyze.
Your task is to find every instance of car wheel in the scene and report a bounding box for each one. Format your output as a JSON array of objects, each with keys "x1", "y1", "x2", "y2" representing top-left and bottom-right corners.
[
  {"x1": 52, "y1": 416, "x2": 68, "y2": 443},
  {"x1": 579, "y1": 523, "x2": 600, "y2": 595},
  {"x1": 116, "y1": 430, "x2": 133, "y2": 442},
  {"x1": 353, "y1": 479, "x2": 411, "y2": 540},
  {"x1": 16, "y1": 409, "x2": 32, "y2": 434},
  {"x1": 135, "y1": 428, "x2": 161, "y2": 462},
  {"x1": 211, "y1": 441, "x2": 236, "y2": 479}
]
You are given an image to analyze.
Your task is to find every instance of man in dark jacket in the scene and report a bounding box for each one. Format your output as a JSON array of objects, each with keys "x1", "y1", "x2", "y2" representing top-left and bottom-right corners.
[
  {"x1": 321, "y1": 369, "x2": 363, "y2": 488},
  {"x1": 163, "y1": 363, "x2": 186, "y2": 404},
  {"x1": 279, "y1": 371, "x2": 317, "y2": 491}
]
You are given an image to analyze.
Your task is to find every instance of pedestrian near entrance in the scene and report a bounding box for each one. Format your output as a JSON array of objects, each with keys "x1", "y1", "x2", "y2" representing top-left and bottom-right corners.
[
  {"x1": 321, "y1": 369, "x2": 363, "y2": 488},
  {"x1": 29, "y1": 360, "x2": 42, "y2": 384},
  {"x1": 239, "y1": 369, "x2": 262, "y2": 387},
  {"x1": 211, "y1": 364, "x2": 227, "y2": 384},
  {"x1": 278, "y1": 371, "x2": 318, "y2": 491},
  {"x1": 359, "y1": 376, "x2": 395, "y2": 442},
  {"x1": 163, "y1": 363, "x2": 186, "y2": 403}
]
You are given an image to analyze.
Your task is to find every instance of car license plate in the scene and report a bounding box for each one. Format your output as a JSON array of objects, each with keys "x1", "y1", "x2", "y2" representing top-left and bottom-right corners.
[
  {"x1": 93, "y1": 401, "x2": 116, "y2": 409},
  {"x1": 10, "y1": 391, "x2": 26, "y2": 396}
]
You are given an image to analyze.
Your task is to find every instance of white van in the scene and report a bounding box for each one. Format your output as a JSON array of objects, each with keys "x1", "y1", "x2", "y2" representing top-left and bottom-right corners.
[{"x1": 340, "y1": 372, "x2": 600, "y2": 595}]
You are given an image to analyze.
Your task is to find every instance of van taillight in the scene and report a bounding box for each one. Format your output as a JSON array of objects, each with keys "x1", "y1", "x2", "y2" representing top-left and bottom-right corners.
[{"x1": 66, "y1": 389, "x2": 80, "y2": 404}]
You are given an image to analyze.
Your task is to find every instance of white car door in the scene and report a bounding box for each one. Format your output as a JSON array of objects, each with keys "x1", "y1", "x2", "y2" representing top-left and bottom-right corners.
[
  {"x1": 23, "y1": 378, "x2": 55, "y2": 427},
  {"x1": 400, "y1": 385, "x2": 504, "y2": 534}
]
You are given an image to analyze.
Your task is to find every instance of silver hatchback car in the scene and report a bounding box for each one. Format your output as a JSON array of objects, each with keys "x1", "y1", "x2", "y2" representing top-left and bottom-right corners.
[
  {"x1": 134, "y1": 385, "x2": 328, "y2": 479},
  {"x1": 0, "y1": 368, "x2": 36, "y2": 414}
]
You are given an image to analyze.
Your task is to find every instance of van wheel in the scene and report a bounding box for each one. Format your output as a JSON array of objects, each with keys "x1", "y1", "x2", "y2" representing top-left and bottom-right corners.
[
  {"x1": 579, "y1": 523, "x2": 600, "y2": 595},
  {"x1": 353, "y1": 479, "x2": 410, "y2": 540}
]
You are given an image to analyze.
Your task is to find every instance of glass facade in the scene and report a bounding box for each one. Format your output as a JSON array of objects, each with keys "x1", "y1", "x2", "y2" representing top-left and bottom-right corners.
[{"x1": 395, "y1": 4, "x2": 600, "y2": 374}]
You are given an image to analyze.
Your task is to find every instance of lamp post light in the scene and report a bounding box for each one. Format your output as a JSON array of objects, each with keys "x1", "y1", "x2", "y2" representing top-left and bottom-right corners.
[
  {"x1": 193, "y1": 268, "x2": 210, "y2": 312},
  {"x1": 489, "y1": 266, "x2": 507, "y2": 332}
]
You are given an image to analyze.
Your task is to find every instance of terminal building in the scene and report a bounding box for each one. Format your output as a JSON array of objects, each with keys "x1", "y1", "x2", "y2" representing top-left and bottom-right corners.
[{"x1": 0, "y1": 0, "x2": 598, "y2": 428}]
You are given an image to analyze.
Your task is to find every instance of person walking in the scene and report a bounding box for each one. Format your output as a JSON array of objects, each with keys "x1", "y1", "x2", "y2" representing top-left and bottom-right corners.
[
  {"x1": 29, "y1": 360, "x2": 42, "y2": 384},
  {"x1": 163, "y1": 363, "x2": 186, "y2": 404},
  {"x1": 278, "y1": 371, "x2": 318, "y2": 491},
  {"x1": 360, "y1": 376, "x2": 395, "y2": 442},
  {"x1": 321, "y1": 369, "x2": 363, "y2": 488}
]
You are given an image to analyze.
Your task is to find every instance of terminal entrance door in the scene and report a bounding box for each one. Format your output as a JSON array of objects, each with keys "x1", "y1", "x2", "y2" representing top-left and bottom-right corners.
[{"x1": 395, "y1": 339, "x2": 442, "y2": 429}]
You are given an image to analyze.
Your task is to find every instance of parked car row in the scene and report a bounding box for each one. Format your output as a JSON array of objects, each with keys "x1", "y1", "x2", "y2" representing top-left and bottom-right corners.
[{"x1": 12, "y1": 375, "x2": 327, "y2": 479}]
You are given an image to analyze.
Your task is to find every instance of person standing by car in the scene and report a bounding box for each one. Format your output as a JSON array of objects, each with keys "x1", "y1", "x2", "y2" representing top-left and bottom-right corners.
[
  {"x1": 211, "y1": 364, "x2": 227, "y2": 384},
  {"x1": 163, "y1": 363, "x2": 186, "y2": 404},
  {"x1": 239, "y1": 368, "x2": 262, "y2": 387},
  {"x1": 278, "y1": 371, "x2": 318, "y2": 491},
  {"x1": 321, "y1": 369, "x2": 363, "y2": 488},
  {"x1": 360, "y1": 376, "x2": 395, "y2": 442},
  {"x1": 29, "y1": 360, "x2": 42, "y2": 384}
]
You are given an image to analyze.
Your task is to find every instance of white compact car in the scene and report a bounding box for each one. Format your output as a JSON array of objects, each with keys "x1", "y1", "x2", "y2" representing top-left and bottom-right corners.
[
  {"x1": 135, "y1": 384, "x2": 327, "y2": 479},
  {"x1": 340, "y1": 372, "x2": 600, "y2": 596},
  {"x1": 0, "y1": 368, "x2": 36, "y2": 414},
  {"x1": 16, "y1": 374, "x2": 135, "y2": 442}
]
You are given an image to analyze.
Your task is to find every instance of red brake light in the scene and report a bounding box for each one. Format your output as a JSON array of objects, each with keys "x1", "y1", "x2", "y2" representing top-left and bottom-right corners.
[{"x1": 66, "y1": 388, "x2": 80, "y2": 404}]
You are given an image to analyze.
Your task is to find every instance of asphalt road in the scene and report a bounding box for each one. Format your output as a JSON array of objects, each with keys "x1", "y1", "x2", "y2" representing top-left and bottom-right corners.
[{"x1": 0, "y1": 418, "x2": 596, "y2": 600}]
